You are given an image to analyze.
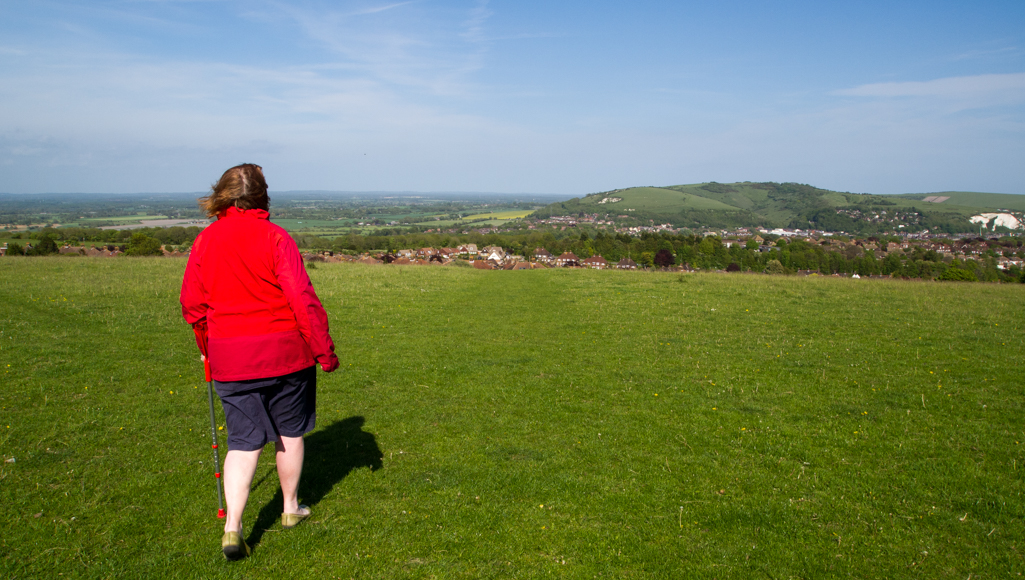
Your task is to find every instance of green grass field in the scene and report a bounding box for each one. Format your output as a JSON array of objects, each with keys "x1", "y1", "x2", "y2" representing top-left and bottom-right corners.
[
  {"x1": 1, "y1": 259, "x2": 1023, "y2": 578},
  {"x1": 76, "y1": 215, "x2": 169, "y2": 223},
  {"x1": 463, "y1": 210, "x2": 533, "y2": 220},
  {"x1": 412, "y1": 210, "x2": 533, "y2": 228}
]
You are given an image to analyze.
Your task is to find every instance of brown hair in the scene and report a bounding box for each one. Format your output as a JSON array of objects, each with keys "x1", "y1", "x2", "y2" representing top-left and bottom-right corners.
[{"x1": 198, "y1": 163, "x2": 269, "y2": 217}]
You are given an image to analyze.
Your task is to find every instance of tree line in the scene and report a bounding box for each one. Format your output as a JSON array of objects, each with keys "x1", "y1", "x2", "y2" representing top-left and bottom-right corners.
[{"x1": 6, "y1": 224, "x2": 1023, "y2": 283}]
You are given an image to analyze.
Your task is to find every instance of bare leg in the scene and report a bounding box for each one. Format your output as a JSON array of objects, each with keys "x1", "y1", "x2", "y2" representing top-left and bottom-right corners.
[
  {"x1": 276, "y1": 435, "x2": 307, "y2": 515},
  {"x1": 222, "y1": 448, "x2": 261, "y2": 534}
]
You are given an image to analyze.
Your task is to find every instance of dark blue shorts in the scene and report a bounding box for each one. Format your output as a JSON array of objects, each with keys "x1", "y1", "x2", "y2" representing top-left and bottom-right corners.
[{"x1": 215, "y1": 366, "x2": 317, "y2": 452}]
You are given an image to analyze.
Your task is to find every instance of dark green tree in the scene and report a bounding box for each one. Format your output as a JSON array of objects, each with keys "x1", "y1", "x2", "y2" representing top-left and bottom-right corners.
[
  {"x1": 639, "y1": 251, "x2": 654, "y2": 268},
  {"x1": 26, "y1": 234, "x2": 59, "y2": 256},
  {"x1": 125, "y1": 233, "x2": 164, "y2": 256}
]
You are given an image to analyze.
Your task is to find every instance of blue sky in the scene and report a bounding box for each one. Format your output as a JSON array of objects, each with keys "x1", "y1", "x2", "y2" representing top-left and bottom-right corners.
[{"x1": 1, "y1": 0, "x2": 1023, "y2": 196}]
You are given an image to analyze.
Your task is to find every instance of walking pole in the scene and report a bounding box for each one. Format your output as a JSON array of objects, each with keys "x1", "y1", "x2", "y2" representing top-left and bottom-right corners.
[{"x1": 205, "y1": 355, "x2": 227, "y2": 519}]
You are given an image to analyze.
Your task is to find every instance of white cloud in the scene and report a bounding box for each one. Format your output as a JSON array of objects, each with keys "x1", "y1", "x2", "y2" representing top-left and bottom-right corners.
[{"x1": 834, "y1": 73, "x2": 1025, "y2": 107}]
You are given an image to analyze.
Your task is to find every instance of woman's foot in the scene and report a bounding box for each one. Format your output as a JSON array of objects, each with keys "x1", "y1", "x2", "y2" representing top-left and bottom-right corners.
[
  {"x1": 281, "y1": 505, "x2": 311, "y2": 529},
  {"x1": 222, "y1": 531, "x2": 250, "y2": 561}
]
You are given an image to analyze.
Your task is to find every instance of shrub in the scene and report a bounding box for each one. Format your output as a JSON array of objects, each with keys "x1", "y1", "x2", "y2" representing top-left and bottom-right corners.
[
  {"x1": 26, "y1": 234, "x2": 59, "y2": 256},
  {"x1": 124, "y1": 233, "x2": 164, "y2": 256},
  {"x1": 938, "y1": 267, "x2": 978, "y2": 282},
  {"x1": 765, "y1": 259, "x2": 786, "y2": 275}
]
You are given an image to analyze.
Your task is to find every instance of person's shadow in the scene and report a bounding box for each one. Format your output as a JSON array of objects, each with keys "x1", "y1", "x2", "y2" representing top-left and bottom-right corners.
[{"x1": 246, "y1": 416, "x2": 383, "y2": 547}]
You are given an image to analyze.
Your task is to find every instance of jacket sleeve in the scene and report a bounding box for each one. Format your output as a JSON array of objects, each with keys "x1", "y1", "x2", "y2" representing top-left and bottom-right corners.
[
  {"x1": 274, "y1": 235, "x2": 340, "y2": 372},
  {"x1": 180, "y1": 234, "x2": 209, "y2": 329}
]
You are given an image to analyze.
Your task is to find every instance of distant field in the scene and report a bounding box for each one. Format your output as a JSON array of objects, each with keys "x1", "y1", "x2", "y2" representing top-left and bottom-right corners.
[
  {"x1": 77, "y1": 215, "x2": 168, "y2": 223},
  {"x1": 465, "y1": 210, "x2": 533, "y2": 220},
  {"x1": 270, "y1": 218, "x2": 352, "y2": 231},
  {"x1": 1, "y1": 259, "x2": 1023, "y2": 578},
  {"x1": 269, "y1": 212, "x2": 534, "y2": 235},
  {"x1": 413, "y1": 210, "x2": 533, "y2": 228}
]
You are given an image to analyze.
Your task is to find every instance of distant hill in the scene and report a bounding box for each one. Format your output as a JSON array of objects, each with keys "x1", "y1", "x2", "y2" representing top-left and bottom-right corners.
[{"x1": 531, "y1": 182, "x2": 1025, "y2": 235}]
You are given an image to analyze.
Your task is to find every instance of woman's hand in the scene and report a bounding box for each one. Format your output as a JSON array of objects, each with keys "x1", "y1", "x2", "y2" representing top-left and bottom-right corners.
[{"x1": 320, "y1": 355, "x2": 340, "y2": 373}]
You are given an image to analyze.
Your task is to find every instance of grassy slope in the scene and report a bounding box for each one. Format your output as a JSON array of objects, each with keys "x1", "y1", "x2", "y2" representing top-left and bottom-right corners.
[
  {"x1": 669, "y1": 183, "x2": 773, "y2": 211},
  {"x1": 576, "y1": 187, "x2": 739, "y2": 214},
  {"x1": 669, "y1": 183, "x2": 845, "y2": 224},
  {"x1": 894, "y1": 192, "x2": 1025, "y2": 213},
  {"x1": 1, "y1": 259, "x2": 1023, "y2": 578}
]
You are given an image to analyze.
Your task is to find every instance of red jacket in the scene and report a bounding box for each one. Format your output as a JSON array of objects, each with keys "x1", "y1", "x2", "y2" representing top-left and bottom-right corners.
[{"x1": 180, "y1": 207, "x2": 339, "y2": 381}]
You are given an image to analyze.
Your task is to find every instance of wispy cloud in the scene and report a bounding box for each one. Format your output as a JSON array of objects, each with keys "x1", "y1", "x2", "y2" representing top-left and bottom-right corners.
[
  {"x1": 350, "y1": 1, "x2": 418, "y2": 16},
  {"x1": 461, "y1": 0, "x2": 491, "y2": 44},
  {"x1": 951, "y1": 46, "x2": 1018, "y2": 61},
  {"x1": 833, "y1": 73, "x2": 1025, "y2": 109},
  {"x1": 264, "y1": 0, "x2": 492, "y2": 95}
]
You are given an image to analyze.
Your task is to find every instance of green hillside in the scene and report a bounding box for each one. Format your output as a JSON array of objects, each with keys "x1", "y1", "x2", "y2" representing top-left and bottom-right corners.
[
  {"x1": 894, "y1": 191, "x2": 1025, "y2": 213},
  {"x1": 532, "y1": 182, "x2": 1025, "y2": 235},
  {"x1": 592, "y1": 186, "x2": 738, "y2": 212}
]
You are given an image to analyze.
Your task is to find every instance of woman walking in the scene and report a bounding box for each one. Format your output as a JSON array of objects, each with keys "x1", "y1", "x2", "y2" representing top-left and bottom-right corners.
[{"x1": 180, "y1": 163, "x2": 339, "y2": 560}]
